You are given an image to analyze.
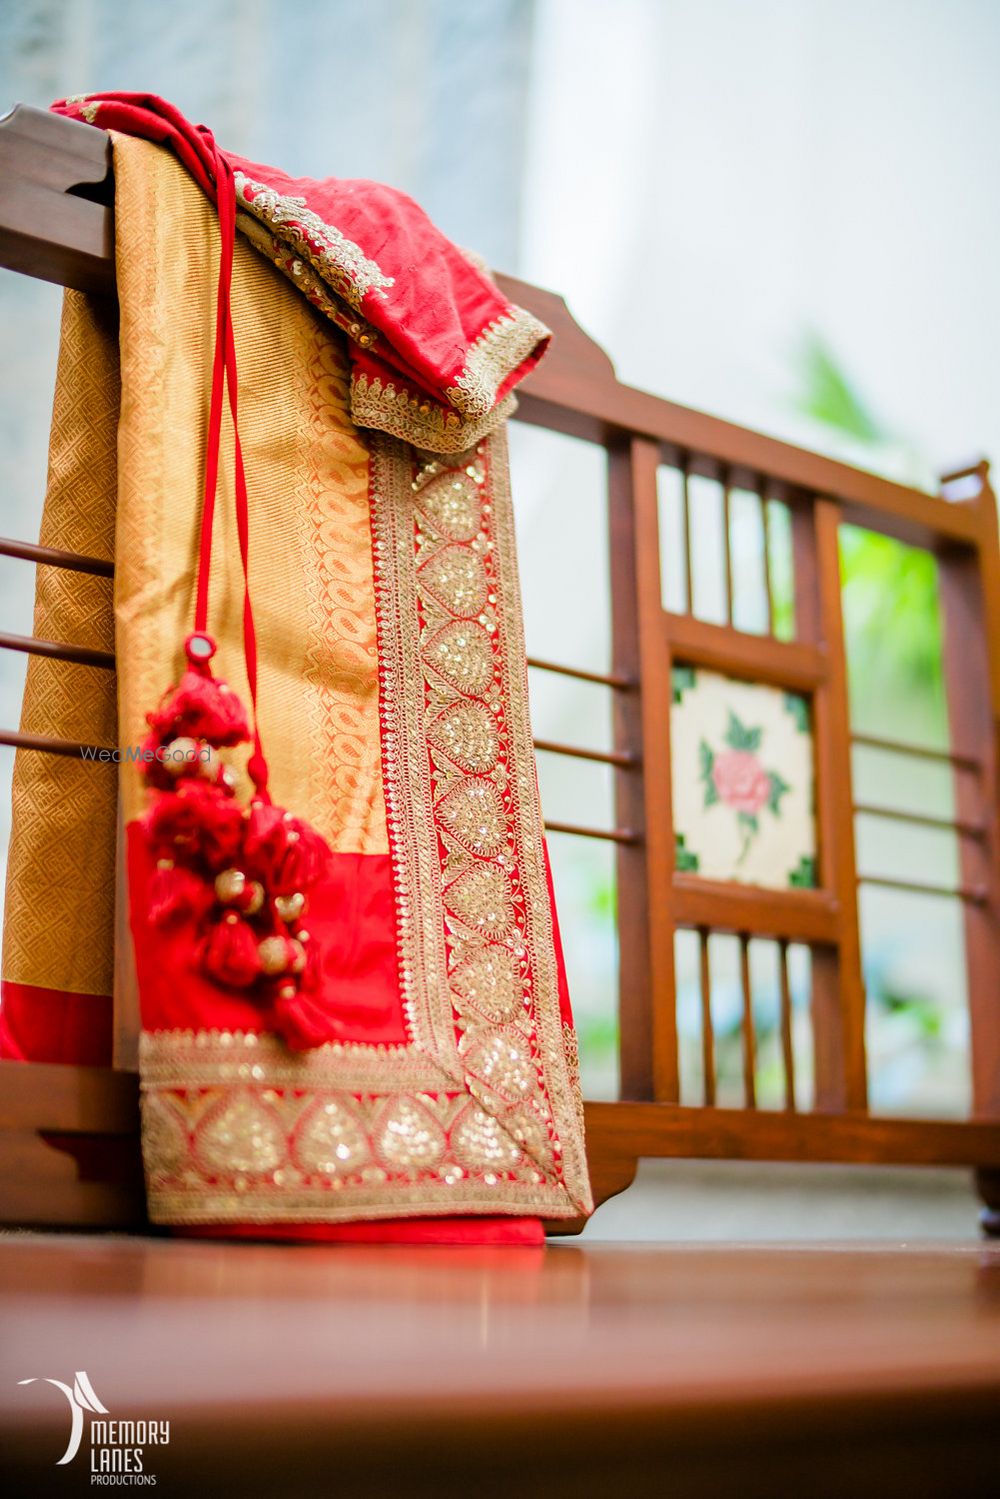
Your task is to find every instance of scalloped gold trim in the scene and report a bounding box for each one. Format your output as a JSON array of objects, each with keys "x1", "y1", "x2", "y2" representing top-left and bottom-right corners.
[
  {"x1": 65, "y1": 94, "x2": 101, "y2": 124},
  {"x1": 353, "y1": 375, "x2": 517, "y2": 453},
  {"x1": 236, "y1": 211, "x2": 381, "y2": 354},
  {"x1": 141, "y1": 1027, "x2": 447, "y2": 1092},
  {"x1": 234, "y1": 172, "x2": 394, "y2": 312},
  {"x1": 446, "y1": 307, "x2": 550, "y2": 417}
]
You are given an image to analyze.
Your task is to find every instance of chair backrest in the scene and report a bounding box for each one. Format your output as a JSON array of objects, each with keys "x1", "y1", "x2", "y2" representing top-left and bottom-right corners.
[{"x1": 1, "y1": 102, "x2": 999, "y2": 1232}]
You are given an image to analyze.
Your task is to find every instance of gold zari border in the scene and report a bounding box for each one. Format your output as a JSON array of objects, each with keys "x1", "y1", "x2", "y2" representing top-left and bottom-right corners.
[
  {"x1": 141, "y1": 1029, "x2": 574, "y2": 1224},
  {"x1": 446, "y1": 307, "x2": 550, "y2": 417},
  {"x1": 353, "y1": 376, "x2": 518, "y2": 453},
  {"x1": 368, "y1": 431, "x2": 592, "y2": 1217},
  {"x1": 234, "y1": 172, "x2": 394, "y2": 312}
]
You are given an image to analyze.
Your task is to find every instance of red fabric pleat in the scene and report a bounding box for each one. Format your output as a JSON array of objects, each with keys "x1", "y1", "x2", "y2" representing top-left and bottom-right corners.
[
  {"x1": 181, "y1": 1217, "x2": 546, "y2": 1246},
  {"x1": 0, "y1": 981, "x2": 113, "y2": 1066}
]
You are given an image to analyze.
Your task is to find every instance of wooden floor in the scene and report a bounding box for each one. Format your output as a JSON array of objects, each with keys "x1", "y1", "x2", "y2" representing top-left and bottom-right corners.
[{"x1": 1, "y1": 1235, "x2": 998, "y2": 1496}]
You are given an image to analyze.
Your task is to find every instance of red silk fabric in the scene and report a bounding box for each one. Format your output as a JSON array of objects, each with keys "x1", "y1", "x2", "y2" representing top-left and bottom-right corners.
[
  {"x1": 0, "y1": 981, "x2": 112, "y2": 1066},
  {"x1": 182, "y1": 1219, "x2": 546, "y2": 1246},
  {"x1": 128, "y1": 827, "x2": 405, "y2": 1046},
  {"x1": 51, "y1": 93, "x2": 549, "y2": 437}
]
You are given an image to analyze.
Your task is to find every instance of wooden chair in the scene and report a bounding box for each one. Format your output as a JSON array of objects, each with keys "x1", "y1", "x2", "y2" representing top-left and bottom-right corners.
[{"x1": 1, "y1": 102, "x2": 999, "y2": 1234}]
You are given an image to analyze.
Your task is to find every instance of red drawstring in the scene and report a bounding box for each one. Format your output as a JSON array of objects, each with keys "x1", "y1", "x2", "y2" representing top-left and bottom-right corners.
[{"x1": 193, "y1": 136, "x2": 269, "y2": 800}]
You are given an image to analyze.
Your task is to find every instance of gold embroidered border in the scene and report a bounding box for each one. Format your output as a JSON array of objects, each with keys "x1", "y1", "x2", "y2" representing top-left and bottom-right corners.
[
  {"x1": 141, "y1": 1028, "x2": 448, "y2": 1092},
  {"x1": 140, "y1": 1032, "x2": 570, "y2": 1224},
  {"x1": 446, "y1": 307, "x2": 551, "y2": 417},
  {"x1": 236, "y1": 212, "x2": 382, "y2": 353},
  {"x1": 238, "y1": 213, "x2": 523, "y2": 455},
  {"x1": 353, "y1": 376, "x2": 517, "y2": 454},
  {"x1": 370, "y1": 432, "x2": 592, "y2": 1217},
  {"x1": 234, "y1": 172, "x2": 394, "y2": 313},
  {"x1": 482, "y1": 436, "x2": 592, "y2": 1205}
]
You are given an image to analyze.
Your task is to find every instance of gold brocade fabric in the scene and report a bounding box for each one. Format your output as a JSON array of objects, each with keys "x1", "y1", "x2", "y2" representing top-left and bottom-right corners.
[
  {"x1": 112, "y1": 137, "x2": 387, "y2": 849},
  {"x1": 1, "y1": 293, "x2": 119, "y2": 998},
  {"x1": 3, "y1": 134, "x2": 387, "y2": 997},
  {"x1": 4, "y1": 135, "x2": 592, "y2": 1224}
]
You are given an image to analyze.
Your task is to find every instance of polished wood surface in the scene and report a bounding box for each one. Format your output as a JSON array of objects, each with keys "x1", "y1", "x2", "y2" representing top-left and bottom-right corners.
[{"x1": 1, "y1": 1236, "x2": 998, "y2": 1496}]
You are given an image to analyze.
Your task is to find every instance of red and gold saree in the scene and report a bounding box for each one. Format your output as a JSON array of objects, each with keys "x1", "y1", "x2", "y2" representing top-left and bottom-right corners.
[{"x1": 0, "y1": 95, "x2": 592, "y2": 1239}]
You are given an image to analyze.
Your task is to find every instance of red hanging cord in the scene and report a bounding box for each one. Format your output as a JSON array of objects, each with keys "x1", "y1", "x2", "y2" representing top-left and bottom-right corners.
[{"x1": 192, "y1": 136, "x2": 269, "y2": 800}]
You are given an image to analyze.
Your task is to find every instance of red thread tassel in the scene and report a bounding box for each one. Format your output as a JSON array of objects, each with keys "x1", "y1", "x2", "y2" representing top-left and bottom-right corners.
[
  {"x1": 201, "y1": 916, "x2": 262, "y2": 988},
  {"x1": 146, "y1": 782, "x2": 245, "y2": 870},
  {"x1": 270, "y1": 984, "x2": 338, "y2": 1051},
  {"x1": 149, "y1": 861, "x2": 211, "y2": 928},
  {"x1": 242, "y1": 803, "x2": 331, "y2": 895},
  {"x1": 148, "y1": 669, "x2": 250, "y2": 747}
]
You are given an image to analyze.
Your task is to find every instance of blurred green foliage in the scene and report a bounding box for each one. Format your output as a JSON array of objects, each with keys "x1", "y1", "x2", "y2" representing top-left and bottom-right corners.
[{"x1": 792, "y1": 331, "x2": 946, "y2": 726}]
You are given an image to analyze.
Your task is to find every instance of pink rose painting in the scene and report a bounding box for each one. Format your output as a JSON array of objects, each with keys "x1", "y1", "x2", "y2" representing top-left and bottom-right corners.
[{"x1": 700, "y1": 710, "x2": 789, "y2": 864}]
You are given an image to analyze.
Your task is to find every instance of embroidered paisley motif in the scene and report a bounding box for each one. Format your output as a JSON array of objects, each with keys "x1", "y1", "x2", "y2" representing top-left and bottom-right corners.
[
  {"x1": 423, "y1": 620, "x2": 495, "y2": 697},
  {"x1": 418, "y1": 545, "x2": 489, "y2": 619},
  {"x1": 374, "y1": 1096, "x2": 447, "y2": 1170},
  {"x1": 451, "y1": 944, "x2": 522, "y2": 1023},
  {"x1": 195, "y1": 1091, "x2": 287, "y2": 1177},
  {"x1": 437, "y1": 778, "x2": 507, "y2": 856},
  {"x1": 140, "y1": 1093, "x2": 188, "y2": 1180},
  {"x1": 415, "y1": 471, "x2": 482, "y2": 542},
  {"x1": 426, "y1": 700, "x2": 500, "y2": 774},
  {"x1": 451, "y1": 1103, "x2": 523, "y2": 1172},
  {"x1": 294, "y1": 1098, "x2": 371, "y2": 1176},
  {"x1": 444, "y1": 863, "x2": 515, "y2": 936},
  {"x1": 463, "y1": 1027, "x2": 537, "y2": 1104}
]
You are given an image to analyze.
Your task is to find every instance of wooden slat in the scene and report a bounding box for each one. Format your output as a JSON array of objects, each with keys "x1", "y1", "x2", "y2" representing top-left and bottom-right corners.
[
  {"x1": 0, "y1": 728, "x2": 106, "y2": 758},
  {"x1": 533, "y1": 737, "x2": 637, "y2": 769},
  {"x1": 584, "y1": 1100, "x2": 1000, "y2": 1167},
  {"x1": 858, "y1": 873, "x2": 987, "y2": 904},
  {"x1": 544, "y1": 820, "x2": 637, "y2": 845},
  {"x1": 0, "y1": 106, "x2": 113, "y2": 296},
  {"x1": 527, "y1": 655, "x2": 634, "y2": 690},
  {"x1": 853, "y1": 800, "x2": 985, "y2": 838},
  {"x1": 681, "y1": 457, "x2": 693, "y2": 614},
  {"x1": 808, "y1": 499, "x2": 868, "y2": 1112},
  {"x1": 609, "y1": 436, "x2": 678, "y2": 1102},
  {"x1": 761, "y1": 490, "x2": 775, "y2": 636},
  {"x1": 938, "y1": 473, "x2": 1000, "y2": 1118},
  {"x1": 0, "y1": 534, "x2": 114, "y2": 576},
  {"x1": 664, "y1": 611, "x2": 827, "y2": 692},
  {"x1": 778, "y1": 939, "x2": 797, "y2": 1113},
  {"x1": 0, "y1": 628, "x2": 115, "y2": 670},
  {"x1": 851, "y1": 730, "x2": 980, "y2": 772},
  {"x1": 722, "y1": 468, "x2": 734, "y2": 626},
  {"x1": 739, "y1": 933, "x2": 756, "y2": 1109},
  {"x1": 699, "y1": 928, "x2": 715, "y2": 1108},
  {"x1": 673, "y1": 877, "x2": 839, "y2": 944}
]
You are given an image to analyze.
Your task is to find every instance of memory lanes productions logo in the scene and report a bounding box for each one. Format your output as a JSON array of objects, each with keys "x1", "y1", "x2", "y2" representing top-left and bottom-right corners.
[{"x1": 17, "y1": 1371, "x2": 169, "y2": 1484}]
